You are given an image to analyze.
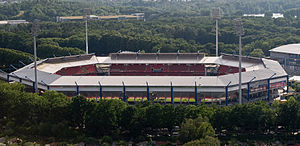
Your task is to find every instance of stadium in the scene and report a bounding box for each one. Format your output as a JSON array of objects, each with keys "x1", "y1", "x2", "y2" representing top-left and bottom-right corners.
[{"x1": 2, "y1": 52, "x2": 289, "y2": 105}]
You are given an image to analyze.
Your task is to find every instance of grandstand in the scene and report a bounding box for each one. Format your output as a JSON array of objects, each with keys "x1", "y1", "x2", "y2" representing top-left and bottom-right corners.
[{"x1": 5, "y1": 52, "x2": 289, "y2": 105}]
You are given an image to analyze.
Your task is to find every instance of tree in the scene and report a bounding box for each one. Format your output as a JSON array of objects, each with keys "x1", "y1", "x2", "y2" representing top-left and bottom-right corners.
[
  {"x1": 161, "y1": 104, "x2": 176, "y2": 132},
  {"x1": 250, "y1": 48, "x2": 264, "y2": 58},
  {"x1": 183, "y1": 136, "x2": 220, "y2": 146},
  {"x1": 0, "y1": 48, "x2": 34, "y2": 72},
  {"x1": 145, "y1": 104, "x2": 163, "y2": 129},
  {"x1": 178, "y1": 115, "x2": 215, "y2": 144},
  {"x1": 85, "y1": 99, "x2": 126, "y2": 137},
  {"x1": 275, "y1": 97, "x2": 300, "y2": 132},
  {"x1": 70, "y1": 95, "x2": 93, "y2": 131}
]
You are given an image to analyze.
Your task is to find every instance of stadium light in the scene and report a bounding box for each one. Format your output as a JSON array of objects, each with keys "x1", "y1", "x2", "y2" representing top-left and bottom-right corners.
[
  {"x1": 233, "y1": 18, "x2": 244, "y2": 105},
  {"x1": 32, "y1": 19, "x2": 40, "y2": 93},
  {"x1": 83, "y1": 8, "x2": 90, "y2": 54},
  {"x1": 212, "y1": 7, "x2": 221, "y2": 57}
]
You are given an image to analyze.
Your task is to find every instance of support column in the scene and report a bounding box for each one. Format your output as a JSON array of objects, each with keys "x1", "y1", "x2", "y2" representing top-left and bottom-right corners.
[
  {"x1": 99, "y1": 84, "x2": 102, "y2": 101},
  {"x1": 33, "y1": 82, "x2": 36, "y2": 93},
  {"x1": 171, "y1": 82, "x2": 174, "y2": 104},
  {"x1": 146, "y1": 82, "x2": 150, "y2": 101},
  {"x1": 286, "y1": 76, "x2": 289, "y2": 93},
  {"x1": 247, "y1": 82, "x2": 250, "y2": 102},
  {"x1": 225, "y1": 86, "x2": 228, "y2": 106},
  {"x1": 122, "y1": 82, "x2": 126, "y2": 102},
  {"x1": 194, "y1": 82, "x2": 198, "y2": 105},
  {"x1": 216, "y1": 19, "x2": 218, "y2": 56},
  {"x1": 75, "y1": 82, "x2": 79, "y2": 96},
  {"x1": 6, "y1": 74, "x2": 9, "y2": 82},
  {"x1": 267, "y1": 79, "x2": 270, "y2": 102},
  {"x1": 98, "y1": 81, "x2": 102, "y2": 103}
]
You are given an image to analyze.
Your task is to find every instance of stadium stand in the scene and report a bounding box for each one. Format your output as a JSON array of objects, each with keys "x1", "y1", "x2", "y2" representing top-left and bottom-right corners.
[{"x1": 56, "y1": 64, "x2": 98, "y2": 76}]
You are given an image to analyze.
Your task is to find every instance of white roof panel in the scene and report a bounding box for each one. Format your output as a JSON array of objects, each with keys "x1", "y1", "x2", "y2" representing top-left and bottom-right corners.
[
  {"x1": 50, "y1": 76, "x2": 225, "y2": 87},
  {"x1": 270, "y1": 44, "x2": 300, "y2": 55},
  {"x1": 37, "y1": 56, "x2": 99, "y2": 73}
]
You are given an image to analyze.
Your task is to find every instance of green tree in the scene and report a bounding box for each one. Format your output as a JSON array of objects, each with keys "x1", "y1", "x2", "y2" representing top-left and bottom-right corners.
[
  {"x1": 275, "y1": 97, "x2": 300, "y2": 132},
  {"x1": 183, "y1": 136, "x2": 220, "y2": 146},
  {"x1": 178, "y1": 115, "x2": 215, "y2": 144},
  {"x1": 70, "y1": 96, "x2": 93, "y2": 131},
  {"x1": 250, "y1": 48, "x2": 264, "y2": 57}
]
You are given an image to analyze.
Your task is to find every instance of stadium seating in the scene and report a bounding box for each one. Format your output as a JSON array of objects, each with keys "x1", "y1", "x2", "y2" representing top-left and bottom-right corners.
[
  {"x1": 217, "y1": 65, "x2": 245, "y2": 76},
  {"x1": 56, "y1": 64, "x2": 98, "y2": 76},
  {"x1": 189, "y1": 64, "x2": 205, "y2": 72}
]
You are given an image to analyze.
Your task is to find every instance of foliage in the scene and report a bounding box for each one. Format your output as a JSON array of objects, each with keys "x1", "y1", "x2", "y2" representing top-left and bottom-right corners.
[
  {"x1": 1, "y1": 82, "x2": 300, "y2": 144},
  {"x1": 178, "y1": 115, "x2": 215, "y2": 144},
  {"x1": 0, "y1": 48, "x2": 34, "y2": 72},
  {"x1": 183, "y1": 136, "x2": 220, "y2": 146}
]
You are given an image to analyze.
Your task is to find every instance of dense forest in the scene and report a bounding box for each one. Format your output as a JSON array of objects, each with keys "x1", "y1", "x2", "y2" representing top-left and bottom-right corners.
[
  {"x1": 1, "y1": 0, "x2": 300, "y2": 72},
  {"x1": 1, "y1": 82, "x2": 300, "y2": 145},
  {"x1": 3, "y1": 0, "x2": 300, "y2": 21},
  {"x1": 2, "y1": 16, "x2": 300, "y2": 72}
]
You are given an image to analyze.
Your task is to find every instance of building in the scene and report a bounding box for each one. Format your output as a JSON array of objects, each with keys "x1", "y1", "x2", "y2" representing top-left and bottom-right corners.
[
  {"x1": 56, "y1": 15, "x2": 99, "y2": 22},
  {"x1": 0, "y1": 20, "x2": 29, "y2": 25},
  {"x1": 4, "y1": 52, "x2": 288, "y2": 105},
  {"x1": 270, "y1": 44, "x2": 300, "y2": 75},
  {"x1": 243, "y1": 14, "x2": 265, "y2": 17},
  {"x1": 57, "y1": 14, "x2": 144, "y2": 22}
]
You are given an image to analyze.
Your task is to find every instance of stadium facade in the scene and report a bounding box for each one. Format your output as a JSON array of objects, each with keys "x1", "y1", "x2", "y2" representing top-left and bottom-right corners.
[
  {"x1": 270, "y1": 43, "x2": 300, "y2": 76},
  {"x1": 4, "y1": 52, "x2": 288, "y2": 105}
]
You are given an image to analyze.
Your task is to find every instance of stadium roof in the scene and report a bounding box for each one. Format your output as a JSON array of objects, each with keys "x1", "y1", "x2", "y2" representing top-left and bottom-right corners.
[
  {"x1": 270, "y1": 44, "x2": 300, "y2": 55},
  {"x1": 37, "y1": 54, "x2": 99, "y2": 74},
  {"x1": 8, "y1": 53, "x2": 287, "y2": 92}
]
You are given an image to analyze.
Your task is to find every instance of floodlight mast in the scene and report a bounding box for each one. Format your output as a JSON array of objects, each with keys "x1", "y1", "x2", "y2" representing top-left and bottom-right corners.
[
  {"x1": 84, "y1": 8, "x2": 90, "y2": 54},
  {"x1": 212, "y1": 7, "x2": 221, "y2": 57},
  {"x1": 32, "y1": 19, "x2": 40, "y2": 93},
  {"x1": 234, "y1": 18, "x2": 245, "y2": 105}
]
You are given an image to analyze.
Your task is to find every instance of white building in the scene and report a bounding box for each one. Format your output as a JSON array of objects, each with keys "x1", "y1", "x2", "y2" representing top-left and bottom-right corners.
[
  {"x1": 270, "y1": 44, "x2": 300, "y2": 75},
  {"x1": 0, "y1": 20, "x2": 29, "y2": 25}
]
